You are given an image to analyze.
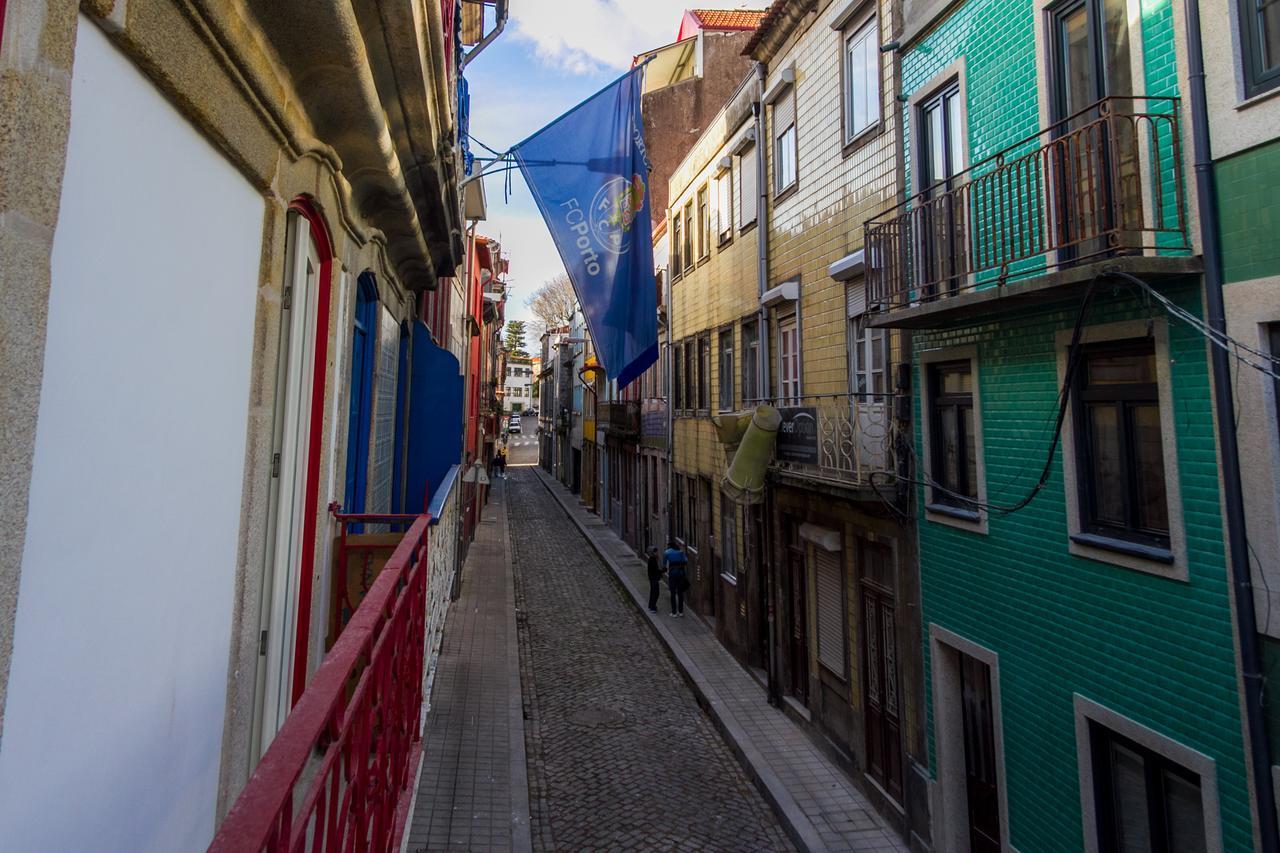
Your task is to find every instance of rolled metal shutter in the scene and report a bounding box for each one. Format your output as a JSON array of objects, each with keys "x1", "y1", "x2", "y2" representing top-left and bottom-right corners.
[
  {"x1": 814, "y1": 547, "x2": 845, "y2": 674},
  {"x1": 773, "y1": 88, "x2": 795, "y2": 134},
  {"x1": 846, "y1": 279, "x2": 866, "y2": 318}
]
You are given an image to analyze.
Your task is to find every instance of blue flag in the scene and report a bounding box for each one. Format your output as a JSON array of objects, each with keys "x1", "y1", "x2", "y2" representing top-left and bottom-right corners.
[{"x1": 512, "y1": 68, "x2": 658, "y2": 388}]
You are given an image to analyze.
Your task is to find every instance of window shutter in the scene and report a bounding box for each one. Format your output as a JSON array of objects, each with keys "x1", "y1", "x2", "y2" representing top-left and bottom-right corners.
[
  {"x1": 846, "y1": 279, "x2": 867, "y2": 318},
  {"x1": 773, "y1": 89, "x2": 795, "y2": 136},
  {"x1": 738, "y1": 146, "x2": 758, "y2": 226},
  {"x1": 814, "y1": 547, "x2": 845, "y2": 674}
]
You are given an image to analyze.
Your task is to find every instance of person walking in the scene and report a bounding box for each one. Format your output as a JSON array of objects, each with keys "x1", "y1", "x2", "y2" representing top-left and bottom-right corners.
[
  {"x1": 645, "y1": 546, "x2": 664, "y2": 613},
  {"x1": 663, "y1": 539, "x2": 689, "y2": 617},
  {"x1": 492, "y1": 449, "x2": 505, "y2": 480}
]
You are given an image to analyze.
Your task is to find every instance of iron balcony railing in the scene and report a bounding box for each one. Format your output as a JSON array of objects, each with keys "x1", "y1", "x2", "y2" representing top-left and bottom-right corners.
[
  {"x1": 755, "y1": 392, "x2": 902, "y2": 487},
  {"x1": 865, "y1": 96, "x2": 1188, "y2": 311},
  {"x1": 598, "y1": 400, "x2": 641, "y2": 438},
  {"x1": 209, "y1": 513, "x2": 432, "y2": 853}
]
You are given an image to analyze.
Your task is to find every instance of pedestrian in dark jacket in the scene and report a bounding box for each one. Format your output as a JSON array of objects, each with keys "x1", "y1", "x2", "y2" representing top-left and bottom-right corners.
[
  {"x1": 663, "y1": 539, "x2": 689, "y2": 617},
  {"x1": 646, "y1": 547, "x2": 664, "y2": 613}
]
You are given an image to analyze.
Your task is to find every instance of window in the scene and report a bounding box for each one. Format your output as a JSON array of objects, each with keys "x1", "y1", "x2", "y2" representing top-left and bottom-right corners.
[
  {"x1": 715, "y1": 169, "x2": 733, "y2": 243},
  {"x1": 718, "y1": 328, "x2": 735, "y2": 411},
  {"x1": 683, "y1": 202, "x2": 695, "y2": 273},
  {"x1": 738, "y1": 144, "x2": 758, "y2": 228},
  {"x1": 843, "y1": 15, "x2": 880, "y2": 141},
  {"x1": 1072, "y1": 339, "x2": 1170, "y2": 552},
  {"x1": 1240, "y1": 0, "x2": 1280, "y2": 97},
  {"x1": 697, "y1": 185, "x2": 710, "y2": 259},
  {"x1": 742, "y1": 320, "x2": 760, "y2": 404},
  {"x1": 687, "y1": 475, "x2": 700, "y2": 549},
  {"x1": 849, "y1": 315, "x2": 889, "y2": 399},
  {"x1": 778, "y1": 314, "x2": 800, "y2": 404},
  {"x1": 813, "y1": 544, "x2": 846, "y2": 676},
  {"x1": 927, "y1": 361, "x2": 977, "y2": 508},
  {"x1": 671, "y1": 213, "x2": 683, "y2": 276},
  {"x1": 1090, "y1": 724, "x2": 1207, "y2": 852},
  {"x1": 672, "y1": 344, "x2": 683, "y2": 410},
  {"x1": 697, "y1": 334, "x2": 711, "y2": 410},
  {"x1": 674, "y1": 476, "x2": 686, "y2": 540},
  {"x1": 772, "y1": 88, "x2": 797, "y2": 194},
  {"x1": 684, "y1": 339, "x2": 696, "y2": 412},
  {"x1": 720, "y1": 495, "x2": 737, "y2": 581}
]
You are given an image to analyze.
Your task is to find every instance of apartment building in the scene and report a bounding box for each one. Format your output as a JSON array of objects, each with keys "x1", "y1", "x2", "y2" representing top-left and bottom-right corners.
[
  {"x1": 869, "y1": 0, "x2": 1269, "y2": 848},
  {"x1": 505, "y1": 356, "x2": 535, "y2": 414},
  {"x1": 741, "y1": 0, "x2": 928, "y2": 839}
]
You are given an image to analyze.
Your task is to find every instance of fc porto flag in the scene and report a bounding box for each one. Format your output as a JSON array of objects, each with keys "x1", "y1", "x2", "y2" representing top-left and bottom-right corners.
[{"x1": 512, "y1": 67, "x2": 659, "y2": 387}]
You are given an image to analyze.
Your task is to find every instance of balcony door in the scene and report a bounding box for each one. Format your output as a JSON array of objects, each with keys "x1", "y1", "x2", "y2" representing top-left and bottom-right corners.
[
  {"x1": 848, "y1": 287, "x2": 890, "y2": 473},
  {"x1": 1049, "y1": 0, "x2": 1138, "y2": 257},
  {"x1": 916, "y1": 81, "x2": 965, "y2": 299}
]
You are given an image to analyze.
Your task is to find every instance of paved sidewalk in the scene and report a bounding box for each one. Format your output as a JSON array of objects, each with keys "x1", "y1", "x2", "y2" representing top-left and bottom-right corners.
[
  {"x1": 405, "y1": 479, "x2": 532, "y2": 852},
  {"x1": 534, "y1": 468, "x2": 908, "y2": 853}
]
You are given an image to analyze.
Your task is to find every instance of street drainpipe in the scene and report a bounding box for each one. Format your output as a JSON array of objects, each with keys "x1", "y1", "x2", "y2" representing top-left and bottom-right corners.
[
  {"x1": 1183, "y1": 0, "x2": 1279, "y2": 846},
  {"x1": 753, "y1": 61, "x2": 781, "y2": 708}
]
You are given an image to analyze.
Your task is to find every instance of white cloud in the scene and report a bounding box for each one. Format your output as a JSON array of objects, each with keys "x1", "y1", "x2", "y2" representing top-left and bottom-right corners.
[{"x1": 508, "y1": 0, "x2": 692, "y2": 72}]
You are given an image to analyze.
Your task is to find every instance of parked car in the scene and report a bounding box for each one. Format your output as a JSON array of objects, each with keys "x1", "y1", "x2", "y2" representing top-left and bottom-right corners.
[{"x1": 509, "y1": 416, "x2": 522, "y2": 433}]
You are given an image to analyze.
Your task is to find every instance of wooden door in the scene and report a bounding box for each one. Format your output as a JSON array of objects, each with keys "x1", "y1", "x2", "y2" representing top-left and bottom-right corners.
[
  {"x1": 787, "y1": 540, "x2": 809, "y2": 704},
  {"x1": 960, "y1": 653, "x2": 1001, "y2": 852},
  {"x1": 860, "y1": 540, "x2": 902, "y2": 801}
]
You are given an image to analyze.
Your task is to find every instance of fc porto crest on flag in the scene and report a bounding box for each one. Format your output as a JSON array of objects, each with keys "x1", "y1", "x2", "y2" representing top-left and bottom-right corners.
[{"x1": 512, "y1": 67, "x2": 659, "y2": 388}]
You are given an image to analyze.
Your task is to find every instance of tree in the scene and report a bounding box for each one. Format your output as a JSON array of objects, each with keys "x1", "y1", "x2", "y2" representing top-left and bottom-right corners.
[
  {"x1": 525, "y1": 272, "x2": 577, "y2": 332},
  {"x1": 504, "y1": 320, "x2": 530, "y2": 357}
]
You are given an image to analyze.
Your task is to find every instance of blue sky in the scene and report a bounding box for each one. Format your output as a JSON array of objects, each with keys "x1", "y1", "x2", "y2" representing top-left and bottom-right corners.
[{"x1": 463, "y1": 1, "x2": 747, "y2": 335}]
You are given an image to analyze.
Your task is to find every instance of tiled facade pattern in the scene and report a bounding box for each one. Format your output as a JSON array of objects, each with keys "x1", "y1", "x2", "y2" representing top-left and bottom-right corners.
[
  {"x1": 761, "y1": 0, "x2": 903, "y2": 398},
  {"x1": 1216, "y1": 138, "x2": 1280, "y2": 284},
  {"x1": 910, "y1": 284, "x2": 1252, "y2": 849}
]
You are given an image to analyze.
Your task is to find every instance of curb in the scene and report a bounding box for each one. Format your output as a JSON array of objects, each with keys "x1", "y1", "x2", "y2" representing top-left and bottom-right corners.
[{"x1": 533, "y1": 467, "x2": 830, "y2": 853}]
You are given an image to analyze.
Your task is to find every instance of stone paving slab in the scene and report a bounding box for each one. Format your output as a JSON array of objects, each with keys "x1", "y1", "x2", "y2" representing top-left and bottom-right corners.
[
  {"x1": 534, "y1": 468, "x2": 909, "y2": 853},
  {"x1": 404, "y1": 479, "x2": 532, "y2": 853}
]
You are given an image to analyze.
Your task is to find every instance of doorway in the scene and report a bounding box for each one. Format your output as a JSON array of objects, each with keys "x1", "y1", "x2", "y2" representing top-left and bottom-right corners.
[
  {"x1": 785, "y1": 520, "x2": 809, "y2": 705},
  {"x1": 254, "y1": 205, "x2": 331, "y2": 757},
  {"x1": 859, "y1": 538, "x2": 903, "y2": 803},
  {"x1": 1048, "y1": 0, "x2": 1138, "y2": 257}
]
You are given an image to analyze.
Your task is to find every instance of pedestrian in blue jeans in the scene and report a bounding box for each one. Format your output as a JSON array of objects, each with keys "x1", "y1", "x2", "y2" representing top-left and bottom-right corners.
[{"x1": 664, "y1": 539, "x2": 689, "y2": 617}]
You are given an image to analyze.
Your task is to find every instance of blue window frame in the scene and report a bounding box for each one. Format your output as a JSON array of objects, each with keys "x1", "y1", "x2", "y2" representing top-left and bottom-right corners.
[{"x1": 344, "y1": 273, "x2": 379, "y2": 522}]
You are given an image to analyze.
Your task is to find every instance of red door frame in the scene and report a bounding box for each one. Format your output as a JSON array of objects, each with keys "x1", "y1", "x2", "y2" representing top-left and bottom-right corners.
[
  {"x1": 0, "y1": 1, "x2": 8, "y2": 44},
  {"x1": 288, "y1": 197, "x2": 335, "y2": 705}
]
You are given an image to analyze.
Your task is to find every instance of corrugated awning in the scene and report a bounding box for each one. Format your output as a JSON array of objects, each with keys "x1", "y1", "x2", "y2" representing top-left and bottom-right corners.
[{"x1": 635, "y1": 36, "x2": 699, "y2": 95}]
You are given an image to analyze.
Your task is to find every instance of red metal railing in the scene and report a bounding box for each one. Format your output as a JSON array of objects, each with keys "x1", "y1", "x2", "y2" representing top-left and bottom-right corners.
[
  {"x1": 209, "y1": 513, "x2": 432, "y2": 853},
  {"x1": 865, "y1": 96, "x2": 1187, "y2": 311}
]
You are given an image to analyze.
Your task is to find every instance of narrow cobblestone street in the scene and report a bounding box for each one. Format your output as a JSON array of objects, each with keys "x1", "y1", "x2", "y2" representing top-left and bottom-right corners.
[{"x1": 507, "y1": 467, "x2": 794, "y2": 852}]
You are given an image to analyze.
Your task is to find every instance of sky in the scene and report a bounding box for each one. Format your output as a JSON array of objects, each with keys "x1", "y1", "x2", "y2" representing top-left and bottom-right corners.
[{"x1": 462, "y1": 1, "x2": 755, "y2": 341}]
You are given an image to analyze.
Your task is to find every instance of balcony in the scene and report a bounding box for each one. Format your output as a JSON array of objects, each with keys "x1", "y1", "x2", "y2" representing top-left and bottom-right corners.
[
  {"x1": 641, "y1": 399, "x2": 669, "y2": 450},
  {"x1": 865, "y1": 97, "x2": 1194, "y2": 327},
  {"x1": 766, "y1": 393, "x2": 901, "y2": 493},
  {"x1": 210, "y1": 512, "x2": 433, "y2": 853},
  {"x1": 598, "y1": 400, "x2": 641, "y2": 439}
]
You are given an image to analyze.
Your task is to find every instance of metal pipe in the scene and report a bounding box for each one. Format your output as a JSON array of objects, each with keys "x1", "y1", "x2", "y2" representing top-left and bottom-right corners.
[
  {"x1": 753, "y1": 61, "x2": 781, "y2": 708},
  {"x1": 1182, "y1": 0, "x2": 1279, "y2": 845},
  {"x1": 462, "y1": 0, "x2": 508, "y2": 70}
]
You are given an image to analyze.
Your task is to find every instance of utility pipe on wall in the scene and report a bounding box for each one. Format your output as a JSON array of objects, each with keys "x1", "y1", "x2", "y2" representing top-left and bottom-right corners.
[{"x1": 1182, "y1": 0, "x2": 1279, "y2": 846}]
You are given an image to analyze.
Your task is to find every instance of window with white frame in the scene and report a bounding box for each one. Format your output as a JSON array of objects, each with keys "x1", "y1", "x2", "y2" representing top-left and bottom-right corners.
[
  {"x1": 742, "y1": 320, "x2": 760, "y2": 404},
  {"x1": 697, "y1": 185, "x2": 710, "y2": 259},
  {"x1": 772, "y1": 88, "x2": 797, "y2": 194},
  {"x1": 682, "y1": 201, "x2": 694, "y2": 273},
  {"x1": 718, "y1": 328, "x2": 735, "y2": 411},
  {"x1": 843, "y1": 14, "x2": 880, "y2": 141},
  {"x1": 715, "y1": 168, "x2": 733, "y2": 243},
  {"x1": 778, "y1": 313, "x2": 800, "y2": 404},
  {"x1": 738, "y1": 144, "x2": 758, "y2": 228},
  {"x1": 849, "y1": 315, "x2": 889, "y2": 400}
]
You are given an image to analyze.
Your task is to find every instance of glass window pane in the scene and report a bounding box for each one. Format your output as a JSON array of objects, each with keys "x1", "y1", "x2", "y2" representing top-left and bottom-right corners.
[
  {"x1": 1103, "y1": 0, "x2": 1133, "y2": 98},
  {"x1": 1088, "y1": 352, "x2": 1157, "y2": 384},
  {"x1": 1088, "y1": 403, "x2": 1126, "y2": 526},
  {"x1": 1163, "y1": 770, "x2": 1207, "y2": 853},
  {"x1": 939, "y1": 406, "x2": 959, "y2": 491},
  {"x1": 1132, "y1": 404, "x2": 1169, "y2": 533},
  {"x1": 1061, "y1": 7, "x2": 1095, "y2": 117},
  {"x1": 1263, "y1": 0, "x2": 1280, "y2": 71},
  {"x1": 926, "y1": 104, "x2": 945, "y2": 186},
  {"x1": 941, "y1": 365, "x2": 972, "y2": 394},
  {"x1": 961, "y1": 405, "x2": 977, "y2": 497},
  {"x1": 945, "y1": 91, "x2": 964, "y2": 176},
  {"x1": 1110, "y1": 743, "x2": 1154, "y2": 853}
]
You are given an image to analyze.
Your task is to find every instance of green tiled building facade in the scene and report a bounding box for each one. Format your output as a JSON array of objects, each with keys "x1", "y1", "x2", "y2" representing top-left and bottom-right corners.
[{"x1": 880, "y1": 0, "x2": 1262, "y2": 848}]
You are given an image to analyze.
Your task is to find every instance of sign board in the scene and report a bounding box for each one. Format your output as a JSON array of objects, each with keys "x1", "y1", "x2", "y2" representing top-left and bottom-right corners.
[{"x1": 776, "y1": 406, "x2": 819, "y2": 465}]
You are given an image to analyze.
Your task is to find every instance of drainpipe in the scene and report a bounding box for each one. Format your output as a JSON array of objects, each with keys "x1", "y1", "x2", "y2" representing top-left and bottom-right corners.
[
  {"x1": 753, "y1": 61, "x2": 781, "y2": 708},
  {"x1": 666, "y1": 266, "x2": 675, "y2": 550},
  {"x1": 1183, "y1": 0, "x2": 1279, "y2": 846},
  {"x1": 462, "y1": 0, "x2": 508, "y2": 69}
]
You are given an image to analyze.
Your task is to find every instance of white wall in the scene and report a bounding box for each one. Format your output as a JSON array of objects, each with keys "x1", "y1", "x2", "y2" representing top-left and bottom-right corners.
[{"x1": 0, "y1": 18, "x2": 262, "y2": 851}]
